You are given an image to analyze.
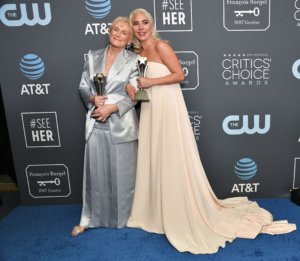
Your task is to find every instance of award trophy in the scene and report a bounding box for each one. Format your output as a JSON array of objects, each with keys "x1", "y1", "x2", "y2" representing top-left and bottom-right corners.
[
  {"x1": 93, "y1": 73, "x2": 107, "y2": 97},
  {"x1": 93, "y1": 73, "x2": 106, "y2": 111},
  {"x1": 135, "y1": 56, "x2": 150, "y2": 101}
]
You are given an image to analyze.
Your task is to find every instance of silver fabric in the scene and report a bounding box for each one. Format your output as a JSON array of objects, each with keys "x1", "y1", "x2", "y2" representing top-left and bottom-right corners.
[
  {"x1": 78, "y1": 47, "x2": 139, "y2": 228},
  {"x1": 80, "y1": 123, "x2": 137, "y2": 228},
  {"x1": 79, "y1": 48, "x2": 139, "y2": 143}
]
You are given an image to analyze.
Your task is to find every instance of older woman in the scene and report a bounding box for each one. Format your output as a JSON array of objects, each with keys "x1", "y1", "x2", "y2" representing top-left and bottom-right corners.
[{"x1": 71, "y1": 16, "x2": 138, "y2": 236}]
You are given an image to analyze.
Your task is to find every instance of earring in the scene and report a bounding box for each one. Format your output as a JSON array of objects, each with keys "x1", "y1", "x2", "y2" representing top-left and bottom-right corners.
[{"x1": 126, "y1": 43, "x2": 133, "y2": 51}]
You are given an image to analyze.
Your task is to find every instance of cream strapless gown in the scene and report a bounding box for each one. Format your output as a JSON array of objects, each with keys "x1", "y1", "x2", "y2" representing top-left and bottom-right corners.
[{"x1": 127, "y1": 62, "x2": 296, "y2": 254}]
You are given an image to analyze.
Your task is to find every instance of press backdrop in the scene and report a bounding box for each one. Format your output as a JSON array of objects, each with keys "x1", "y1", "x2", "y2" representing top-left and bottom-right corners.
[{"x1": 1, "y1": 0, "x2": 300, "y2": 204}]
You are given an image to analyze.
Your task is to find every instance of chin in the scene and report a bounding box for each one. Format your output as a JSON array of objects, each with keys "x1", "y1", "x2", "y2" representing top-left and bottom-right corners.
[{"x1": 136, "y1": 36, "x2": 149, "y2": 42}]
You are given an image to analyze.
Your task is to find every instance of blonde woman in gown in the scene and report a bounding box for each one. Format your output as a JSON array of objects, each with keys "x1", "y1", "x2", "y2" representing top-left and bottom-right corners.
[{"x1": 126, "y1": 8, "x2": 296, "y2": 254}]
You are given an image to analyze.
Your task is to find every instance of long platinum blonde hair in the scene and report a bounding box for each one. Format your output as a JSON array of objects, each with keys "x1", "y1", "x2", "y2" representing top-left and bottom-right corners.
[{"x1": 129, "y1": 8, "x2": 161, "y2": 52}]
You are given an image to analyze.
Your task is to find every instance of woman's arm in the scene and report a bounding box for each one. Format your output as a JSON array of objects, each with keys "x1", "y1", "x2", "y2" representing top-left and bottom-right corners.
[
  {"x1": 125, "y1": 83, "x2": 136, "y2": 101},
  {"x1": 79, "y1": 51, "x2": 106, "y2": 109},
  {"x1": 91, "y1": 55, "x2": 138, "y2": 121},
  {"x1": 137, "y1": 41, "x2": 184, "y2": 88}
]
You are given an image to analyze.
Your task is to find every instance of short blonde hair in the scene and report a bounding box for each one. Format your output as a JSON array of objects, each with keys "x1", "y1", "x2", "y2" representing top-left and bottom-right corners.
[
  {"x1": 109, "y1": 16, "x2": 132, "y2": 38},
  {"x1": 129, "y1": 8, "x2": 160, "y2": 52}
]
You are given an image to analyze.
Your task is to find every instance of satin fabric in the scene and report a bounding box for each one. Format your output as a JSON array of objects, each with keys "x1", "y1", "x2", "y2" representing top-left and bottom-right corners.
[
  {"x1": 127, "y1": 62, "x2": 296, "y2": 254},
  {"x1": 80, "y1": 123, "x2": 137, "y2": 228},
  {"x1": 78, "y1": 48, "x2": 139, "y2": 228},
  {"x1": 79, "y1": 48, "x2": 139, "y2": 143}
]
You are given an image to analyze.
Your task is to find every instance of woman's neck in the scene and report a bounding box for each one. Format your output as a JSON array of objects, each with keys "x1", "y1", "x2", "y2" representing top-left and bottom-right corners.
[
  {"x1": 104, "y1": 45, "x2": 122, "y2": 76},
  {"x1": 107, "y1": 45, "x2": 122, "y2": 57},
  {"x1": 140, "y1": 38, "x2": 155, "y2": 52}
]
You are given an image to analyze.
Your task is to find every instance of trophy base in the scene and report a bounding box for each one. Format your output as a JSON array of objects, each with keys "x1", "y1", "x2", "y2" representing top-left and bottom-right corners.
[{"x1": 135, "y1": 89, "x2": 150, "y2": 101}]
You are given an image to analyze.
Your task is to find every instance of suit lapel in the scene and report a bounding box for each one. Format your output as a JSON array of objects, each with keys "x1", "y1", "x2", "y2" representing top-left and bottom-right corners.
[
  {"x1": 93, "y1": 48, "x2": 106, "y2": 76},
  {"x1": 107, "y1": 50, "x2": 129, "y2": 82}
]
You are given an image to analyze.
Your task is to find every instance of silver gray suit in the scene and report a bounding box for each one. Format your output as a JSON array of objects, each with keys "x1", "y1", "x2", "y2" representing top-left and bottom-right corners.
[{"x1": 78, "y1": 48, "x2": 139, "y2": 228}]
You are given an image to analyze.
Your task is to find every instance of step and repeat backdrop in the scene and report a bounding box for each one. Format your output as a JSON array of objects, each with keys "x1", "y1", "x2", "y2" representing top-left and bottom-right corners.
[{"x1": 1, "y1": 0, "x2": 300, "y2": 204}]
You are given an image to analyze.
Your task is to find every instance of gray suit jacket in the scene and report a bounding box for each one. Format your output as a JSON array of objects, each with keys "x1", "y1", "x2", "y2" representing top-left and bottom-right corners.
[{"x1": 79, "y1": 48, "x2": 139, "y2": 144}]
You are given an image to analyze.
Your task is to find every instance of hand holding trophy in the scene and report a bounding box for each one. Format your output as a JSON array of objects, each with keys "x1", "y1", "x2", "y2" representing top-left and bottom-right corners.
[
  {"x1": 135, "y1": 56, "x2": 150, "y2": 101},
  {"x1": 93, "y1": 73, "x2": 107, "y2": 97}
]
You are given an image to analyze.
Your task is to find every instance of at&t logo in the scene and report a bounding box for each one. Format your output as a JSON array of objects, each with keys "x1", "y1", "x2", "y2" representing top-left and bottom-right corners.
[
  {"x1": 19, "y1": 54, "x2": 50, "y2": 95},
  {"x1": 231, "y1": 158, "x2": 260, "y2": 193},
  {"x1": 20, "y1": 54, "x2": 45, "y2": 80},
  {"x1": 223, "y1": 114, "x2": 271, "y2": 135},
  {"x1": 85, "y1": 0, "x2": 111, "y2": 19},
  {"x1": 0, "y1": 3, "x2": 51, "y2": 27},
  {"x1": 84, "y1": 0, "x2": 111, "y2": 35},
  {"x1": 292, "y1": 59, "x2": 300, "y2": 79}
]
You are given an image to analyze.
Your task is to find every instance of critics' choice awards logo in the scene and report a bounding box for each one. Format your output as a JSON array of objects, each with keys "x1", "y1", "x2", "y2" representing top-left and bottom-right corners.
[
  {"x1": 222, "y1": 114, "x2": 271, "y2": 135},
  {"x1": 21, "y1": 112, "x2": 61, "y2": 148},
  {"x1": 295, "y1": 0, "x2": 300, "y2": 27},
  {"x1": 292, "y1": 59, "x2": 300, "y2": 79},
  {"x1": 26, "y1": 164, "x2": 71, "y2": 198},
  {"x1": 154, "y1": 0, "x2": 193, "y2": 32},
  {"x1": 176, "y1": 51, "x2": 199, "y2": 90},
  {"x1": 223, "y1": 0, "x2": 270, "y2": 31},
  {"x1": 231, "y1": 158, "x2": 260, "y2": 193},
  {"x1": 19, "y1": 54, "x2": 50, "y2": 95},
  {"x1": 0, "y1": 2, "x2": 51, "y2": 27},
  {"x1": 84, "y1": 0, "x2": 111, "y2": 35},
  {"x1": 222, "y1": 53, "x2": 271, "y2": 87},
  {"x1": 188, "y1": 111, "x2": 202, "y2": 140}
]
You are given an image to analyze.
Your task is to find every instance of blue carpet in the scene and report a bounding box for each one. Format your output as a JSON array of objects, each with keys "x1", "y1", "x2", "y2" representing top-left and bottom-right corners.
[{"x1": 0, "y1": 198, "x2": 299, "y2": 261}]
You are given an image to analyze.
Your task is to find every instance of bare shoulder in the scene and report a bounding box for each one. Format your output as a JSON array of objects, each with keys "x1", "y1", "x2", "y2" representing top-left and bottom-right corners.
[{"x1": 154, "y1": 40, "x2": 173, "y2": 54}]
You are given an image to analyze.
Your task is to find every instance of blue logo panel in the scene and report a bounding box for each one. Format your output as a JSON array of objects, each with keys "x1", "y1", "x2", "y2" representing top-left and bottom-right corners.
[
  {"x1": 85, "y1": 0, "x2": 111, "y2": 19},
  {"x1": 20, "y1": 54, "x2": 45, "y2": 80},
  {"x1": 234, "y1": 158, "x2": 257, "y2": 181}
]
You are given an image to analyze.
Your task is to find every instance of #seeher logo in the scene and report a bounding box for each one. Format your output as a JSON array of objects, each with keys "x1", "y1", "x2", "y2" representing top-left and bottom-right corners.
[
  {"x1": 85, "y1": 0, "x2": 111, "y2": 19},
  {"x1": 234, "y1": 158, "x2": 257, "y2": 181},
  {"x1": 20, "y1": 54, "x2": 45, "y2": 80}
]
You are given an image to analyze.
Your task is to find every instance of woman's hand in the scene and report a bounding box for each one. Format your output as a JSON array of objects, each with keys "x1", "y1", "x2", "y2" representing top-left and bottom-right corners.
[
  {"x1": 90, "y1": 95, "x2": 107, "y2": 108},
  {"x1": 126, "y1": 84, "x2": 136, "y2": 101},
  {"x1": 137, "y1": 77, "x2": 153, "y2": 89},
  {"x1": 91, "y1": 104, "x2": 117, "y2": 122}
]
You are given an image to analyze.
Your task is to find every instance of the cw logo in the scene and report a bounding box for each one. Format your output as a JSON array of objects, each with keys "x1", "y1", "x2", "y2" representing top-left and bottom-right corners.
[
  {"x1": 295, "y1": 0, "x2": 300, "y2": 20},
  {"x1": 293, "y1": 59, "x2": 300, "y2": 79},
  {"x1": 223, "y1": 114, "x2": 271, "y2": 135},
  {"x1": 0, "y1": 3, "x2": 51, "y2": 27}
]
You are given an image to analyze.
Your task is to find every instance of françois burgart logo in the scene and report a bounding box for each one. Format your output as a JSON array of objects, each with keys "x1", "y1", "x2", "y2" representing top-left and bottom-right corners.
[
  {"x1": 85, "y1": 0, "x2": 111, "y2": 19},
  {"x1": 20, "y1": 54, "x2": 45, "y2": 80}
]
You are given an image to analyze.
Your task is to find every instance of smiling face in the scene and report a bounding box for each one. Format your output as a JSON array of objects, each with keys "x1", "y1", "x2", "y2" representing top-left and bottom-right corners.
[
  {"x1": 109, "y1": 20, "x2": 132, "y2": 49},
  {"x1": 131, "y1": 12, "x2": 153, "y2": 43}
]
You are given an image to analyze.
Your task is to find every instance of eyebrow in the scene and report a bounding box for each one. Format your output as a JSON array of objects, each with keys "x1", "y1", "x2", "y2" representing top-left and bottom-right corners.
[{"x1": 133, "y1": 19, "x2": 149, "y2": 23}]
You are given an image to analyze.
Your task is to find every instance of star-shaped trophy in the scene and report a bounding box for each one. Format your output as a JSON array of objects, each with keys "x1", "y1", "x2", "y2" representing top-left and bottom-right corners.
[{"x1": 135, "y1": 56, "x2": 150, "y2": 101}]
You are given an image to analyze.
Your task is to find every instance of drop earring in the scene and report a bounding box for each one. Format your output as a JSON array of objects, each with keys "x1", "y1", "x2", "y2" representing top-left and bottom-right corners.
[{"x1": 126, "y1": 43, "x2": 133, "y2": 51}]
